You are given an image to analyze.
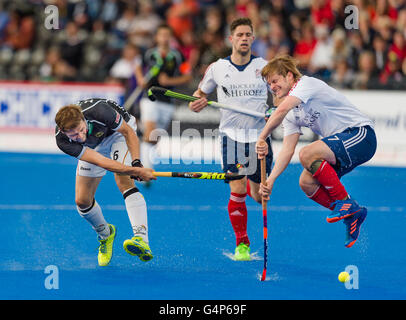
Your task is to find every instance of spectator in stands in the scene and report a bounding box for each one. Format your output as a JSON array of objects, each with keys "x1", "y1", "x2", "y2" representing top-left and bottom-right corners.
[
  {"x1": 99, "y1": 0, "x2": 120, "y2": 29},
  {"x1": 352, "y1": 50, "x2": 381, "y2": 89},
  {"x1": 198, "y1": 30, "x2": 229, "y2": 76},
  {"x1": 402, "y1": 54, "x2": 406, "y2": 77},
  {"x1": 330, "y1": 58, "x2": 354, "y2": 89},
  {"x1": 203, "y1": 5, "x2": 225, "y2": 37},
  {"x1": 235, "y1": 0, "x2": 261, "y2": 29},
  {"x1": 388, "y1": 30, "x2": 406, "y2": 62},
  {"x1": 178, "y1": 29, "x2": 200, "y2": 74},
  {"x1": 331, "y1": 27, "x2": 349, "y2": 65},
  {"x1": 331, "y1": 0, "x2": 347, "y2": 29},
  {"x1": 380, "y1": 50, "x2": 405, "y2": 88},
  {"x1": 2, "y1": 7, "x2": 35, "y2": 50},
  {"x1": 0, "y1": 3, "x2": 10, "y2": 43},
  {"x1": 288, "y1": 12, "x2": 302, "y2": 45},
  {"x1": 311, "y1": 0, "x2": 335, "y2": 29},
  {"x1": 372, "y1": 33, "x2": 389, "y2": 72},
  {"x1": 59, "y1": 21, "x2": 85, "y2": 71},
  {"x1": 154, "y1": 0, "x2": 173, "y2": 20},
  {"x1": 252, "y1": 23, "x2": 269, "y2": 58},
  {"x1": 166, "y1": 0, "x2": 200, "y2": 40},
  {"x1": 293, "y1": 21, "x2": 317, "y2": 72},
  {"x1": 374, "y1": 15, "x2": 393, "y2": 43},
  {"x1": 387, "y1": 0, "x2": 403, "y2": 24},
  {"x1": 108, "y1": 43, "x2": 142, "y2": 117},
  {"x1": 69, "y1": 0, "x2": 92, "y2": 31},
  {"x1": 114, "y1": 5, "x2": 137, "y2": 41},
  {"x1": 128, "y1": 0, "x2": 162, "y2": 52},
  {"x1": 308, "y1": 24, "x2": 334, "y2": 80},
  {"x1": 39, "y1": 46, "x2": 76, "y2": 82},
  {"x1": 347, "y1": 31, "x2": 366, "y2": 72},
  {"x1": 396, "y1": 8, "x2": 406, "y2": 33},
  {"x1": 265, "y1": 16, "x2": 292, "y2": 60},
  {"x1": 359, "y1": 9, "x2": 375, "y2": 47},
  {"x1": 109, "y1": 43, "x2": 141, "y2": 84},
  {"x1": 85, "y1": 0, "x2": 103, "y2": 23}
]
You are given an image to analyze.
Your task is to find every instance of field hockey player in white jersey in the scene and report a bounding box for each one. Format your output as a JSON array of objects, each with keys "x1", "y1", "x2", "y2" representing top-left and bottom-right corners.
[
  {"x1": 256, "y1": 55, "x2": 377, "y2": 248},
  {"x1": 189, "y1": 18, "x2": 274, "y2": 261}
]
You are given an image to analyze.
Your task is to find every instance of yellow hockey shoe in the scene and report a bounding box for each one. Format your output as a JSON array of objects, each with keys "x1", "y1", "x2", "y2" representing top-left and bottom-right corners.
[
  {"x1": 97, "y1": 224, "x2": 116, "y2": 266},
  {"x1": 123, "y1": 236, "x2": 153, "y2": 262}
]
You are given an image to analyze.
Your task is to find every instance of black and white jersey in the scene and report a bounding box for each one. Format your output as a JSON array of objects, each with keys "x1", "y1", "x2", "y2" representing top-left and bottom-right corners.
[{"x1": 55, "y1": 98, "x2": 131, "y2": 159}]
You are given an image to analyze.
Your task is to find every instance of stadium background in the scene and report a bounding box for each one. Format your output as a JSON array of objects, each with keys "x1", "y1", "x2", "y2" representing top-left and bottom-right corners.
[{"x1": 0, "y1": 0, "x2": 406, "y2": 301}]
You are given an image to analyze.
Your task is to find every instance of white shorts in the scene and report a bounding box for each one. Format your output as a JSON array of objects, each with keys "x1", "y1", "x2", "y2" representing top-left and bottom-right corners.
[
  {"x1": 76, "y1": 116, "x2": 137, "y2": 178},
  {"x1": 140, "y1": 97, "x2": 174, "y2": 129}
]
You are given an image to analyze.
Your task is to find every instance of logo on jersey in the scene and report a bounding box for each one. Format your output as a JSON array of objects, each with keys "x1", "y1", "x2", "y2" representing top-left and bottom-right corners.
[
  {"x1": 255, "y1": 69, "x2": 262, "y2": 78},
  {"x1": 221, "y1": 83, "x2": 266, "y2": 98},
  {"x1": 222, "y1": 86, "x2": 231, "y2": 97},
  {"x1": 303, "y1": 109, "x2": 321, "y2": 128},
  {"x1": 95, "y1": 131, "x2": 104, "y2": 138}
]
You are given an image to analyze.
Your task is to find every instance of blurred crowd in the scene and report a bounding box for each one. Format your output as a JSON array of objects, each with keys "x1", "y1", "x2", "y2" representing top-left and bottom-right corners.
[{"x1": 0, "y1": 0, "x2": 406, "y2": 90}]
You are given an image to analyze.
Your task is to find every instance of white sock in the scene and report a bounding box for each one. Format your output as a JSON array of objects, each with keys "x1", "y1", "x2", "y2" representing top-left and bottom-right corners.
[
  {"x1": 123, "y1": 187, "x2": 149, "y2": 243},
  {"x1": 77, "y1": 199, "x2": 110, "y2": 239}
]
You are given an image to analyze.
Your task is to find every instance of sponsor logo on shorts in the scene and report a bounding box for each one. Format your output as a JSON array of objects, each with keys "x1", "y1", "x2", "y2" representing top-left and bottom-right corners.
[{"x1": 80, "y1": 166, "x2": 91, "y2": 171}]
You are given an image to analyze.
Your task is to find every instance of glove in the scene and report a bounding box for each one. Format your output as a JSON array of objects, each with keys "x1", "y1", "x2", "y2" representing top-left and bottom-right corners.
[{"x1": 130, "y1": 159, "x2": 144, "y2": 181}]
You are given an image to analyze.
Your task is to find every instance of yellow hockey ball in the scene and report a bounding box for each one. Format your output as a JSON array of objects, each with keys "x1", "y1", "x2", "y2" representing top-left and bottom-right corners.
[{"x1": 338, "y1": 271, "x2": 350, "y2": 283}]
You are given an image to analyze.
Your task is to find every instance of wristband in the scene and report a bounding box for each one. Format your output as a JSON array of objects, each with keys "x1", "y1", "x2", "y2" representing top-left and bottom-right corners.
[{"x1": 131, "y1": 159, "x2": 143, "y2": 167}]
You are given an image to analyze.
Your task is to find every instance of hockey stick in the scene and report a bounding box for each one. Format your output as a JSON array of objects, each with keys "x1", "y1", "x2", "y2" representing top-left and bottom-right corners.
[
  {"x1": 153, "y1": 171, "x2": 244, "y2": 180},
  {"x1": 260, "y1": 158, "x2": 268, "y2": 281},
  {"x1": 147, "y1": 86, "x2": 265, "y2": 118}
]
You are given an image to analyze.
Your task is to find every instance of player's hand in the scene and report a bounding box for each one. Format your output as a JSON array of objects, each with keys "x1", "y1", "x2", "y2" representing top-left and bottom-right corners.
[
  {"x1": 137, "y1": 77, "x2": 147, "y2": 89},
  {"x1": 130, "y1": 159, "x2": 144, "y2": 181},
  {"x1": 131, "y1": 167, "x2": 157, "y2": 182},
  {"x1": 259, "y1": 179, "x2": 274, "y2": 201},
  {"x1": 158, "y1": 73, "x2": 170, "y2": 86},
  {"x1": 256, "y1": 138, "x2": 268, "y2": 159},
  {"x1": 188, "y1": 97, "x2": 208, "y2": 113}
]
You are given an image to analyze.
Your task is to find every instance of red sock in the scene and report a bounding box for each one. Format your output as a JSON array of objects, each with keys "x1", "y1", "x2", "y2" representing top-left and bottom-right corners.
[
  {"x1": 312, "y1": 160, "x2": 348, "y2": 201},
  {"x1": 228, "y1": 192, "x2": 249, "y2": 246},
  {"x1": 309, "y1": 186, "x2": 334, "y2": 210}
]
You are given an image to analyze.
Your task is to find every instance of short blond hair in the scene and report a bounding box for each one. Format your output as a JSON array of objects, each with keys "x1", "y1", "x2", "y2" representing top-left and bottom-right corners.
[
  {"x1": 261, "y1": 54, "x2": 302, "y2": 82},
  {"x1": 55, "y1": 105, "x2": 84, "y2": 131}
]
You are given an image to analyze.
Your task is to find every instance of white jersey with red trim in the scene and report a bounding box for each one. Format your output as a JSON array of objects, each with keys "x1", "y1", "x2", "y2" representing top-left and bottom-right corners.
[
  {"x1": 283, "y1": 76, "x2": 374, "y2": 138},
  {"x1": 198, "y1": 55, "x2": 269, "y2": 143}
]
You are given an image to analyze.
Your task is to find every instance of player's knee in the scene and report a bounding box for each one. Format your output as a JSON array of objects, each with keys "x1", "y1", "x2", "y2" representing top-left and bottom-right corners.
[
  {"x1": 298, "y1": 173, "x2": 312, "y2": 190},
  {"x1": 115, "y1": 174, "x2": 134, "y2": 193},
  {"x1": 75, "y1": 197, "x2": 94, "y2": 211},
  {"x1": 298, "y1": 146, "x2": 312, "y2": 167},
  {"x1": 229, "y1": 177, "x2": 247, "y2": 194},
  {"x1": 299, "y1": 147, "x2": 323, "y2": 173},
  {"x1": 298, "y1": 175, "x2": 306, "y2": 190}
]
